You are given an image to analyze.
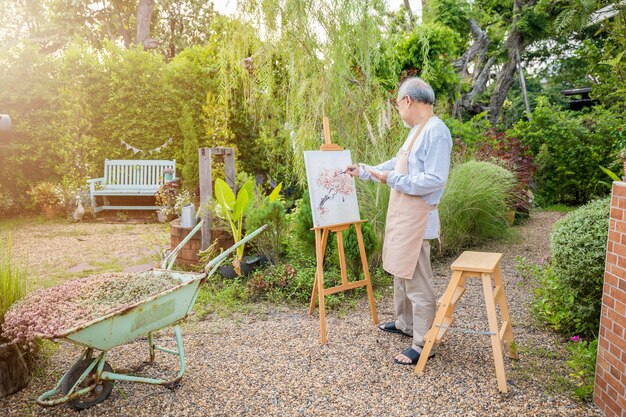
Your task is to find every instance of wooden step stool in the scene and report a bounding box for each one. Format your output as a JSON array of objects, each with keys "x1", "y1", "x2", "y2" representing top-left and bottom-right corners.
[{"x1": 414, "y1": 251, "x2": 518, "y2": 393}]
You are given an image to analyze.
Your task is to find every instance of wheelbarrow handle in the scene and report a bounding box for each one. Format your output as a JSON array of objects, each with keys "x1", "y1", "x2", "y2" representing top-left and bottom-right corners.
[
  {"x1": 162, "y1": 221, "x2": 268, "y2": 273},
  {"x1": 161, "y1": 219, "x2": 206, "y2": 270},
  {"x1": 204, "y1": 224, "x2": 268, "y2": 276}
]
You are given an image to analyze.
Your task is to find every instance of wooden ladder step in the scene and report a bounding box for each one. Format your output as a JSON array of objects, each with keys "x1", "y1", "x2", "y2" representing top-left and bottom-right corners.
[
  {"x1": 451, "y1": 286, "x2": 465, "y2": 306},
  {"x1": 493, "y1": 285, "x2": 503, "y2": 303},
  {"x1": 437, "y1": 286, "x2": 465, "y2": 308},
  {"x1": 499, "y1": 321, "x2": 511, "y2": 345},
  {"x1": 436, "y1": 316, "x2": 453, "y2": 342}
]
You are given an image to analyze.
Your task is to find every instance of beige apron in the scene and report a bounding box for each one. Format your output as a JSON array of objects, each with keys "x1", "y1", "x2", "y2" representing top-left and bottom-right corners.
[{"x1": 382, "y1": 116, "x2": 436, "y2": 279}]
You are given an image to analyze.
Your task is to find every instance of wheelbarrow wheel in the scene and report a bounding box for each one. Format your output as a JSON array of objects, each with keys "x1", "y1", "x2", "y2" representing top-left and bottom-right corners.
[{"x1": 60, "y1": 358, "x2": 114, "y2": 410}]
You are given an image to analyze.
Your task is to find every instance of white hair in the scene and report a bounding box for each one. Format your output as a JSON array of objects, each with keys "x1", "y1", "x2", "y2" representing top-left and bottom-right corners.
[{"x1": 398, "y1": 77, "x2": 435, "y2": 105}]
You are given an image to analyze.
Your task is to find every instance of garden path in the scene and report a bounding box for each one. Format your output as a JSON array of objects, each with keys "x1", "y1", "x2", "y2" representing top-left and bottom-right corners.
[{"x1": 0, "y1": 211, "x2": 603, "y2": 416}]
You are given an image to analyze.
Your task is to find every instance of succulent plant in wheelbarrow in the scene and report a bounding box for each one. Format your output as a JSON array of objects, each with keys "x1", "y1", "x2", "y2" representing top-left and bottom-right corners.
[
  {"x1": 1, "y1": 271, "x2": 181, "y2": 408},
  {"x1": 1, "y1": 272, "x2": 179, "y2": 348}
]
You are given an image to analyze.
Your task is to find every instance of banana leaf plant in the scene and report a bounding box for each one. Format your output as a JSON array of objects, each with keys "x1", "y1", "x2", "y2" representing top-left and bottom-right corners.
[{"x1": 214, "y1": 178, "x2": 255, "y2": 275}]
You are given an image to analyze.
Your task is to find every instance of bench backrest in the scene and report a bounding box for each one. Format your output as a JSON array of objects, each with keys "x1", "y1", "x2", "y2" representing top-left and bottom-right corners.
[{"x1": 103, "y1": 159, "x2": 176, "y2": 189}]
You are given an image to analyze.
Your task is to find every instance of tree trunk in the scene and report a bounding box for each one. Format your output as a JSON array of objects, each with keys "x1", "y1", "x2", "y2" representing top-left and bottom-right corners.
[
  {"x1": 487, "y1": 0, "x2": 537, "y2": 125},
  {"x1": 488, "y1": 54, "x2": 518, "y2": 125},
  {"x1": 516, "y1": 48, "x2": 532, "y2": 117},
  {"x1": 0, "y1": 341, "x2": 30, "y2": 398},
  {"x1": 461, "y1": 55, "x2": 497, "y2": 109},
  {"x1": 452, "y1": 19, "x2": 493, "y2": 118},
  {"x1": 136, "y1": 0, "x2": 157, "y2": 49},
  {"x1": 403, "y1": 0, "x2": 412, "y2": 13}
]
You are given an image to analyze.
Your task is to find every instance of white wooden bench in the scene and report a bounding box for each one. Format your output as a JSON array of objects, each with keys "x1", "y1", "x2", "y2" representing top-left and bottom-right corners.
[{"x1": 88, "y1": 159, "x2": 176, "y2": 214}]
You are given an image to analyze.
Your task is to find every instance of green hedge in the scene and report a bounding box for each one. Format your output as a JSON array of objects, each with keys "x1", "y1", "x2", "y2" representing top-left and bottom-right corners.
[
  {"x1": 508, "y1": 98, "x2": 616, "y2": 205},
  {"x1": 549, "y1": 197, "x2": 609, "y2": 337}
]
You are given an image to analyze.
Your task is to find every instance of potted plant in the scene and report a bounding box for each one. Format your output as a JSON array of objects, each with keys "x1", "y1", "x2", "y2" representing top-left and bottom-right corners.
[
  {"x1": 163, "y1": 167, "x2": 174, "y2": 183},
  {"x1": 27, "y1": 182, "x2": 65, "y2": 219},
  {"x1": 155, "y1": 181, "x2": 178, "y2": 222},
  {"x1": 213, "y1": 178, "x2": 256, "y2": 276},
  {"x1": 0, "y1": 237, "x2": 30, "y2": 398}
]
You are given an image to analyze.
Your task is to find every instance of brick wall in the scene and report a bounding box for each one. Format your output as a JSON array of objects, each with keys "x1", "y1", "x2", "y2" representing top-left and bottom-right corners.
[
  {"x1": 170, "y1": 219, "x2": 201, "y2": 268},
  {"x1": 169, "y1": 220, "x2": 236, "y2": 269},
  {"x1": 595, "y1": 181, "x2": 626, "y2": 417}
]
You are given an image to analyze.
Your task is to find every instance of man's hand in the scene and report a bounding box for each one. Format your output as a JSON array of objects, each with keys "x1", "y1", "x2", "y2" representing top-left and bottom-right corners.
[
  {"x1": 368, "y1": 170, "x2": 389, "y2": 184},
  {"x1": 345, "y1": 165, "x2": 360, "y2": 177}
]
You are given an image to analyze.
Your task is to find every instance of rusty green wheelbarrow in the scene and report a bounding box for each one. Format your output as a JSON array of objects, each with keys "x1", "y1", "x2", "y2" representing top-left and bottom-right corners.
[{"x1": 36, "y1": 221, "x2": 266, "y2": 410}]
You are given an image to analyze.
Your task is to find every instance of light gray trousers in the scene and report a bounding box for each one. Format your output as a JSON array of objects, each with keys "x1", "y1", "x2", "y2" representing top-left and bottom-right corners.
[{"x1": 394, "y1": 240, "x2": 437, "y2": 353}]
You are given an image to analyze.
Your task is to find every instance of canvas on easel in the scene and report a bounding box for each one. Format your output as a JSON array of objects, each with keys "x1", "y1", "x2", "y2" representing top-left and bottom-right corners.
[
  {"x1": 304, "y1": 150, "x2": 361, "y2": 228},
  {"x1": 304, "y1": 117, "x2": 378, "y2": 345}
]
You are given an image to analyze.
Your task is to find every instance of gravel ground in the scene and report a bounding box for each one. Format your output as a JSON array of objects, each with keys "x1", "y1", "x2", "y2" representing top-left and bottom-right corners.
[
  {"x1": 0, "y1": 220, "x2": 167, "y2": 288},
  {"x1": 0, "y1": 211, "x2": 603, "y2": 416}
]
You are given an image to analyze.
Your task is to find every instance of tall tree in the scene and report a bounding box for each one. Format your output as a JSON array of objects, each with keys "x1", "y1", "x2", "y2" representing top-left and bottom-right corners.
[
  {"x1": 136, "y1": 0, "x2": 157, "y2": 49},
  {"x1": 487, "y1": 0, "x2": 538, "y2": 125}
]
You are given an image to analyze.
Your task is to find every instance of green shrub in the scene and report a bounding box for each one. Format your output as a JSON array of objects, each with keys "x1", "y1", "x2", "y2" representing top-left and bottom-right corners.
[
  {"x1": 179, "y1": 107, "x2": 200, "y2": 193},
  {"x1": 342, "y1": 222, "x2": 379, "y2": 274},
  {"x1": 245, "y1": 198, "x2": 289, "y2": 265},
  {"x1": 385, "y1": 23, "x2": 461, "y2": 100},
  {"x1": 508, "y1": 98, "x2": 614, "y2": 205},
  {"x1": 567, "y1": 337, "x2": 598, "y2": 402},
  {"x1": 291, "y1": 192, "x2": 316, "y2": 258},
  {"x1": 438, "y1": 160, "x2": 517, "y2": 253},
  {"x1": 523, "y1": 258, "x2": 576, "y2": 333},
  {"x1": 291, "y1": 193, "x2": 381, "y2": 273},
  {"x1": 550, "y1": 197, "x2": 609, "y2": 337}
]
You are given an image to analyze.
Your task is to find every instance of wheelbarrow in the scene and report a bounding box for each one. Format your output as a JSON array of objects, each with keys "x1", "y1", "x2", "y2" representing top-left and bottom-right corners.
[{"x1": 36, "y1": 221, "x2": 267, "y2": 409}]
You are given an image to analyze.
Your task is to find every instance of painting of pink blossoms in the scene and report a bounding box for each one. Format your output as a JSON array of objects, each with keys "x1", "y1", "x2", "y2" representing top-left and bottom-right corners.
[{"x1": 304, "y1": 150, "x2": 361, "y2": 228}]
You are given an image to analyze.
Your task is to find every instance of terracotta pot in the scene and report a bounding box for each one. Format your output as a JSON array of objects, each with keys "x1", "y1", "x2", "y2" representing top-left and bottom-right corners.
[
  {"x1": 0, "y1": 341, "x2": 31, "y2": 398},
  {"x1": 42, "y1": 205, "x2": 58, "y2": 220},
  {"x1": 157, "y1": 210, "x2": 167, "y2": 223}
]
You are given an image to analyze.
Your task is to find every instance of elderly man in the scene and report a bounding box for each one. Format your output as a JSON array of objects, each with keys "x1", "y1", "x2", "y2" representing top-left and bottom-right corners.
[{"x1": 347, "y1": 77, "x2": 452, "y2": 365}]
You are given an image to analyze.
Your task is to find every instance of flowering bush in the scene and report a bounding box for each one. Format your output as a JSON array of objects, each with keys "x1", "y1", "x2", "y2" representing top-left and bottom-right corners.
[
  {"x1": 155, "y1": 180, "x2": 179, "y2": 220},
  {"x1": 173, "y1": 189, "x2": 194, "y2": 218},
  {"x1": 1, "y1": 272, "x2": 179, "y2": 350},
  {"x1": 27, "y1": 182, "x2": 66, "y2": 208},
  {"x1": 566, "y1": 336, "x2": 598, "y2": 401}
]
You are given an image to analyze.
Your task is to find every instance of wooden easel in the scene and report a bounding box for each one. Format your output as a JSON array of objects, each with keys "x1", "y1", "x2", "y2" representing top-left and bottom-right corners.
[{"x1": 308, "y1": 117, "x2": 379, "y2": 344}]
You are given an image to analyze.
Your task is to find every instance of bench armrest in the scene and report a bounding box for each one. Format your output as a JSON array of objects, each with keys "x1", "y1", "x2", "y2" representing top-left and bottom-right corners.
[{"x1": 87, "y1": 178, "x2": 105, "y2": 194}]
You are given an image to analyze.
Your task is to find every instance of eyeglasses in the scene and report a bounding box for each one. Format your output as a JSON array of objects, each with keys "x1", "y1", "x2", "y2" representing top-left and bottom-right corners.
[{"x1": 395, "y1": 96, "x2": 408, "y2": 108}]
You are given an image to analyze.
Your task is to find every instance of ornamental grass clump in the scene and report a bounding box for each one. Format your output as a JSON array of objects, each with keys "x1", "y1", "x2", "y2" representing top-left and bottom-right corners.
[
  {"x1": 438, "y1": 160, "x2": 518, "y2": 254},
  {"x1": 0, "y1": 236, "x2": 27, "y2": 334},
  {"x1": 1, "y1": 272, "x2": 179, "y2": 349}
]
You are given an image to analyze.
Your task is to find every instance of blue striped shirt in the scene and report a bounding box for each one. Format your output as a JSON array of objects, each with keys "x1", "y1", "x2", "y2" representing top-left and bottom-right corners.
[{"x1": 359, "y1": 117, "x2": 453, "y2": 239}]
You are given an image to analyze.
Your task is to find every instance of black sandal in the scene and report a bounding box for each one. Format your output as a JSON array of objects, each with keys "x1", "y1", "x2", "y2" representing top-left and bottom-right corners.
[
  {"x1": 378, "y1": 321, "x2": 411, "y2": 337},
  {"x1": 393, "y1": 347, "x2": 435, "y2": 366}
]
